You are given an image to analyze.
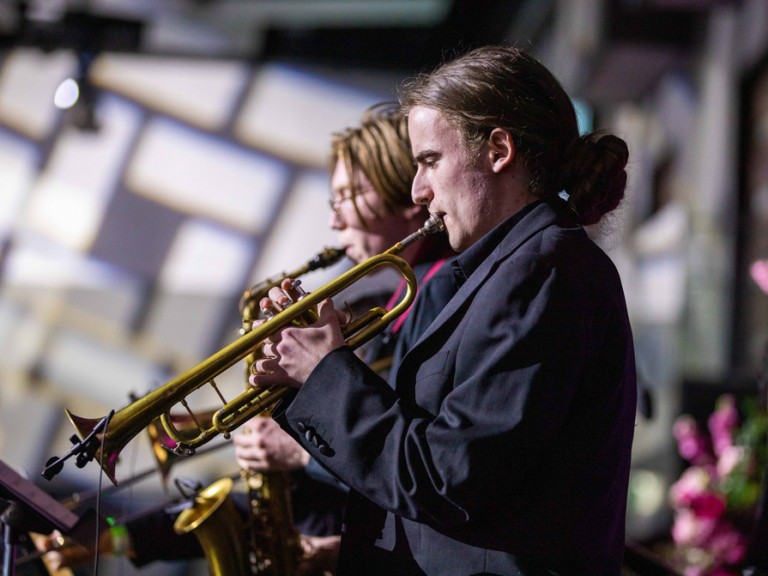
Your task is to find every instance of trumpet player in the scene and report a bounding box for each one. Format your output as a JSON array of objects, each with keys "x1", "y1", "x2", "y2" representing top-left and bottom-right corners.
[
  {"x1": 251, "y1": 46, "x2": 637, "y2": 576},
  {"x1": 36, "y1": 101, "x2": 455, "y2": 575}
]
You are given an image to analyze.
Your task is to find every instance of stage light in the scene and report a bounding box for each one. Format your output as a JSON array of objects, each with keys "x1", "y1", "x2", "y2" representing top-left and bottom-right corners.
[{"x1": 53, "y1": 77, "x2": 79, "y2": 109}]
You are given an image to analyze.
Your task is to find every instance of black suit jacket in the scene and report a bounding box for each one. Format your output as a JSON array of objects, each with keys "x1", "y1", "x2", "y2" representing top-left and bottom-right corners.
[{"x1": 282, "y1": 200, "x2": 637, "y2": 575}]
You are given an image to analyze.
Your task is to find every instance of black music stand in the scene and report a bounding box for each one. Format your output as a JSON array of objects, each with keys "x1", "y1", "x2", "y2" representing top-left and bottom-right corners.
[{"x1": 0, "y1": 459, "x2": 100, "y2": 576}]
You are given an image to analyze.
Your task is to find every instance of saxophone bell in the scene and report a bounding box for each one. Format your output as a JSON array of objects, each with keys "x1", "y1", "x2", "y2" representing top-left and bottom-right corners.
[{"x1": 174, "y1": 477, "x2": 252, "y2": 576}]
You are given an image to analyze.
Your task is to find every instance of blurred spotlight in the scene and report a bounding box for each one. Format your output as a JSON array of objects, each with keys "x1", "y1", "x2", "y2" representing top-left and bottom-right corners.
[
  {"x1": 53, "y1": 77, "x2": 79, "y2": 109},
  {"x1": 55, "y1": 50, "x2": 100, "y2": 132}
]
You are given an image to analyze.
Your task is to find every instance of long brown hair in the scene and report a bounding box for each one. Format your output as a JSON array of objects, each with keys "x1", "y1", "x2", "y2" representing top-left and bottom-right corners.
[{"x1": 399, "y1": 45, "x2": 628, "y2": 226}]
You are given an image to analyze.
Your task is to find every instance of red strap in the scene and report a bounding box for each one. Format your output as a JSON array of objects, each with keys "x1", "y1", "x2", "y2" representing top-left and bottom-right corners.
[{"x1": 386, "y1": 258, "x2": 447, "y2": 335}]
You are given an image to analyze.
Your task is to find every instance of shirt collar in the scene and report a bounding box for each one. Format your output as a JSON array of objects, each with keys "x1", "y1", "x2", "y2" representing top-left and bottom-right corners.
[{"x1": 451, "y1": 200, "x2": 543, "y2": 288}]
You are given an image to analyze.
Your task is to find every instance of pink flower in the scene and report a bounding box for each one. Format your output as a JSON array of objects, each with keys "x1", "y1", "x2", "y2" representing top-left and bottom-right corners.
[
  {"x1": 670, "y1": 466, "x2": 710, "y2": 508},
  {"x1": 707, "y1": 521, "x2": 747, "y2": 565},
  {"x1": 716, "y1": 445, "x2": 745, "y2": 478},
  {"x1": 671, "y1": 507, "x2": 719, "y2": 546},
  {"x1": 674, "y1": 416, "x2": 712, "y2": 465},
  {"x1": 689, "y1": 492, "x2": 726, "y2": 520},
  {"x1": 708, "y1": 395, "x2": 738, "y2": 457},
  {"x1": 671, "y1": 508, "x2": 702, "y2": 545},
  {"x1": 667, "y1": 394, "x2": 766, "y2": 576},
  {"x1": 751, "y1": 259, "x2": 768, "y2": 294}
]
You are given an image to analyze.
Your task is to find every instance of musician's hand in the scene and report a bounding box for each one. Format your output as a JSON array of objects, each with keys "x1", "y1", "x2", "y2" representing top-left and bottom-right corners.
[
  {"x1": 250, "y1": 290, "x2": 345, "y2": 389},
  {"x1": 255, "y1": 278, "x2": 351, "y2": 328},
  {"x1": 233, "y1": 416, "x2": 309, "y2": 472},
  {"x1": 298, "y1": 534, "x2": 340, "y2": 576},
  {"x1": 34, "y1": 529, "x2": 114, "y2": 569}
]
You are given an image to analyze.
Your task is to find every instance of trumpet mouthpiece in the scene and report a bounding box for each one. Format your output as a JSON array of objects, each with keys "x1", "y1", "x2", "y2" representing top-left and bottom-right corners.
[
  {"x1": 425, "y1": 213, "x2": 445, "y2": 234},
  {"x1": 396, "y1": 213, "x2": 446, "y2": 251}
]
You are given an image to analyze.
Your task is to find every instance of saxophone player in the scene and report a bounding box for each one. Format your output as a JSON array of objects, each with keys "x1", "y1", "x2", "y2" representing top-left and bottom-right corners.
[{"x1": 231, "y1": 100, "x2": 455, "y2": 570}]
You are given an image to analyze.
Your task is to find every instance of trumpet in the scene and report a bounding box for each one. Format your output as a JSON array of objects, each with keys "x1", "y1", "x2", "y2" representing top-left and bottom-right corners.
[
  {"x1": 59, "y1": 214, "x2": 445, "y2": 485},
  {"x1": 145, "y1": 246, "x2": 346, "y2": 486}
]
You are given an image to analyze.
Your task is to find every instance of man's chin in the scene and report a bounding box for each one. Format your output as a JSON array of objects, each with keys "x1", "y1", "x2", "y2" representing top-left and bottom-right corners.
[{"x1": 345, "y1": 248, "x2": 364, "y2": 264}]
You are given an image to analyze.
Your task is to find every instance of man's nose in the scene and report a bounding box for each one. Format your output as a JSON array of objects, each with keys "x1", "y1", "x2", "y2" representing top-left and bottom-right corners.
[
  {"x1": 328, "y1": 209, "x2": 344, "y2": 230},
  {"x1": 411, "y1": 176, "x2": 432, "y2": 206}
]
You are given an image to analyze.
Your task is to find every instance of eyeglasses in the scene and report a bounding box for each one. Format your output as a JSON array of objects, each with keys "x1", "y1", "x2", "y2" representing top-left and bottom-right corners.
[
  {"x1": 328, "y1": 190, "x2": 356, "y2": 215},
  {"x1": 328, "y1": 186, "x2": 380, "y2": 225}
]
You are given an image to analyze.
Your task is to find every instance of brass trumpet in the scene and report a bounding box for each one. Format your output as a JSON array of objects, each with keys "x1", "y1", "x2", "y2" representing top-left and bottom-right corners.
[
  {"x1": 62, "y1": 214, "x2": 445, "y2": 485},
  {"x1": 145, "y1": 246, "x2": 345, "y2": 486}
]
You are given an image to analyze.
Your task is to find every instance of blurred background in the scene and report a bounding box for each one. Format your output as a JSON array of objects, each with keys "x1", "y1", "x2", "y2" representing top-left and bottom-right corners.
[{"x1": 1, "y1": 0, "x2": 768, "y2": 574}]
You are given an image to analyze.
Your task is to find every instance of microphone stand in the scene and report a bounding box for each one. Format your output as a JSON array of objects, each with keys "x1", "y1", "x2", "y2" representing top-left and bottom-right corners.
[{"x1": 1, "y1": 500, "x2": 23, "y2": 576}]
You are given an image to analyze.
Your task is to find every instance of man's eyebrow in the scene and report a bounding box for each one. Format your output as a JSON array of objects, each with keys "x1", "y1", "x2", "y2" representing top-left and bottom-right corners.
[{"x1": 414, "y1": 149, "x2": 439, "y2": 163}]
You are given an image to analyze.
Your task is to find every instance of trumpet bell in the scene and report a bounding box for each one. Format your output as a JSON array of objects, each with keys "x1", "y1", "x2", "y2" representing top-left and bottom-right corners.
[{"x1": 65, "y1": 410, "x2": 123, "y2": 486}]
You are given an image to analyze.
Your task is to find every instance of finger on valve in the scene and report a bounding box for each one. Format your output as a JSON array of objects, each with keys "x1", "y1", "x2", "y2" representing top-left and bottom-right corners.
[
  {"x1": 267, "y1": 282, "x2": 292, "y2": 310},
  {"x1": 280, "y1": 277, "x2": 310, "y2": 304},
  {"x1": 259, "y1": 297, "x2": 278, "y2": 319}
]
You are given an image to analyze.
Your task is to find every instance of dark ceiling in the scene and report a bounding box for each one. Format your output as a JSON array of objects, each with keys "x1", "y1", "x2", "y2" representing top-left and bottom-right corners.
[
  {"x1": 0, "y1": 0, "x2": 734, "y2": 103},
  {"x1": 260, "y1": 1, "x2": 551, "y2": 73},
  {"x1": 0, "y1": 1, "x2": 552, "y2": 74}
]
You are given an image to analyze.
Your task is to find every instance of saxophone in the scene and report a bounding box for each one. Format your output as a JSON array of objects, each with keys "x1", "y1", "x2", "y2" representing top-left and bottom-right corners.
[
  {"x1": 241, "y1": 457, "x2": 302, "y2": 575},
  {"x1": 238, "y1": 255, "x2": 322, "y2": 575},
  {"x1": 173, "y1": 471, "x2": 301, "y2": 576}
]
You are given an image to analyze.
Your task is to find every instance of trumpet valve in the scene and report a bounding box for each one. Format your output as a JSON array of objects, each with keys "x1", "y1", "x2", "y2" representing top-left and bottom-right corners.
[{"x1": 289, "y1": 279, "x2": 308, "y2": 300}]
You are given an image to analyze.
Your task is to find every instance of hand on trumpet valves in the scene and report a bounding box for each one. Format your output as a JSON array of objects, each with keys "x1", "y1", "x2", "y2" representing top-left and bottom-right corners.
[
  {"x1": 255, "y1": 277, "x2": 306, "y2": 318},
  {"x1": 233, "y1": 416, "x2": 310, "y2": 472},
  {"x1": 255, "y1": 277, "x2": 352, "y2": 328},
  {"x1": 249, "y1": 294, "x2": 346, "y2": 389}
]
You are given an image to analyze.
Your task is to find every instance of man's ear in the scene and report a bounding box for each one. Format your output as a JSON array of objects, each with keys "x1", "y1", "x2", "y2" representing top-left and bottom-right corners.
[{"x1": 487, "y1": 128, "x2": 516, "y2": 173}]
